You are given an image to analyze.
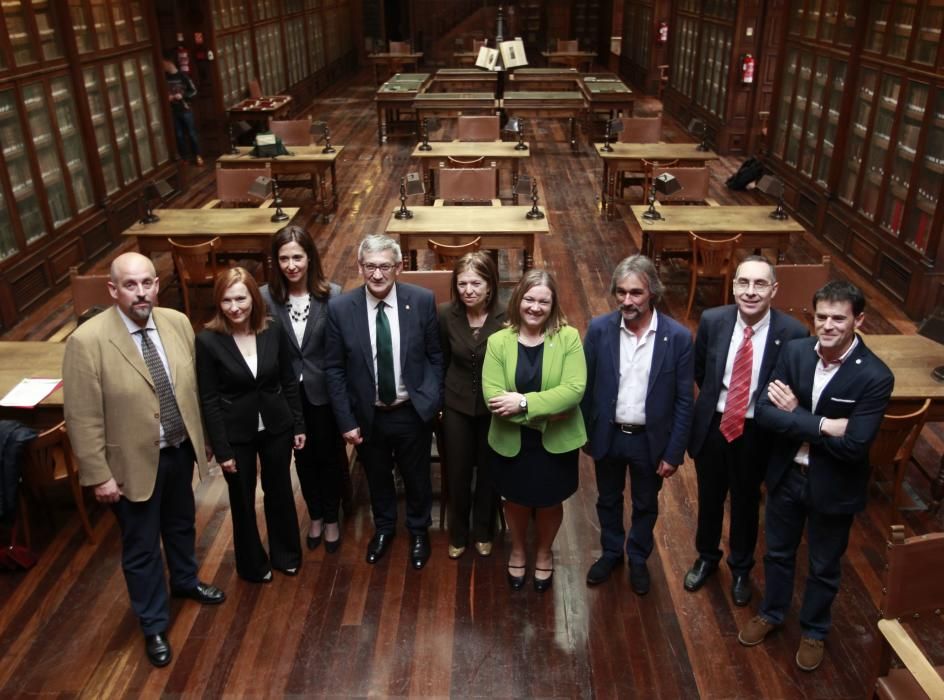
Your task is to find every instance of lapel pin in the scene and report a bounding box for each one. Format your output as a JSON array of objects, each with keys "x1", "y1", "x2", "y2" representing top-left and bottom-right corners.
[
  {"x1": 775, "y1": 339, "x2": 781, "y2": 345},
  {"x1": 663, "y1": 336, "x2": 668, "y2": 342},
  {"x1": 855, "y1": 358, "x2": 862, "y2": 365},
  {"x1": 405, "y1": 304, "x2": 411, "y2": 310}
]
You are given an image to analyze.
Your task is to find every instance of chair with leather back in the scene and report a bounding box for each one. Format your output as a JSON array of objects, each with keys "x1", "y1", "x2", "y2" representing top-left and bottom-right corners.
[
  {"x1": 869, "y1": 399, "x2": 931, "y2": 509},
  {"x1": 169, "y1": 236, "x2": 222, "y2": 320},
  {"x1": 456, "y1": 115, "x2": 500, "y2": 142},
  {"x1": 427, "y1": 237, "x2": 482, "y2": 271},
  {"x1": 772, "y1": 256, "x2": 832, "y2": 324},
  {"x1": 436, "y1": 167, "x2": 500, "y2": 205},
  {"x1": 871, "y1": 524, "x2": 944, "y2": 699},
  {"x1": 268, "y1": 117, "x2": 312, "y2": 146},
  {"x1": 68, "y1": 266, "x2": 112, "y2": 321},
  {"x1": 248, "y1": 79, "x2": 263, "y2": 99},
  {"x1": 651, "y1": 165, "x2": 711, "y2": 204},
  {"x1": 686, "y1": 233, "x2": 741, "y2": 319},
  {"x1": 557, "y1": 39, "x2": 578, "y2": 52},
  {"x1": 21, "y1": 422, "x2": 95, "y2": 544},
  {"x1": 472, "y1": 39, "x2": 487, "y2": 52},
  {"x1": 616, "y1": 117, "x2": 663, "y2": 199},
  {"x1": 208, "y1": 163, "x2": 273, "y2": 209},
  {"x1": 389, "y1": 40, "x2": 410, "y2": 53}
]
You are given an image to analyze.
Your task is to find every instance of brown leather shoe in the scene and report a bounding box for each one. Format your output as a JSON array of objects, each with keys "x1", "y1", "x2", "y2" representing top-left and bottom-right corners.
[
  {"x1": 474, "y1": 541, "x2": 492, "y2": 557},
  {"x1": 796, "y1": 636, "x2": 825, "y2": 671},
  {"x1": 194, "y1": 155, "x2": 205, "y2": 166},
  {"x1": 737, "y1": 615, "x2": 778, "y2": 646},
  {"x1": 447, "y1": 544, "x2": 466, "y2": 559}
]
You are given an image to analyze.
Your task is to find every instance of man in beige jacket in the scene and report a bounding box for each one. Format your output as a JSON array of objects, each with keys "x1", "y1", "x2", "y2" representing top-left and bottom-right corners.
[{"x1": 63, "y1": 252, "x2": 225, "y2": 667}]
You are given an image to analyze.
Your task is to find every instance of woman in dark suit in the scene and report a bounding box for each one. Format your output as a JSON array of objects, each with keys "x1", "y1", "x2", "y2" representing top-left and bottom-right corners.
[
  {"x1": 260, "y1": 224, "x2": 344, "y2": 552},
  {"x1": 438, "y1": 252, "x2": 505, "y2": 559},
  {"x1": 197, "y1": 267, "x2": 306, "y2": 582}
]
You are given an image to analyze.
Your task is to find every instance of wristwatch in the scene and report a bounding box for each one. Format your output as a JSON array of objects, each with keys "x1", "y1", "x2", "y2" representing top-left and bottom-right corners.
[{"x1": 518, "y1": 396, "x2": 528, "y2": 411}]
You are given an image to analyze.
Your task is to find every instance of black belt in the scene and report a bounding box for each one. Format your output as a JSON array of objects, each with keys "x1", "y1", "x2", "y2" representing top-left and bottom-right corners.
[
  {"x1": 618, "y1": 423, "x2": 646, "y2": 435},
  {"x1": 375, "y1": 401, "x2": 411, "y2": 413}
]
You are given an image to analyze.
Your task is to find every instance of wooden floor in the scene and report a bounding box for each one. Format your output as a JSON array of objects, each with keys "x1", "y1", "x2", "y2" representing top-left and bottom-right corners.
[{"x1": 2, "y1": 67, "x2": 942, "y2": 699}]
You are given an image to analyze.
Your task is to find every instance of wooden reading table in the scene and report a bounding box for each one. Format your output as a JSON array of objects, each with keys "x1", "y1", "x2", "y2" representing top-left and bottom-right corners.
[
  {"x1": 375, "y1": 73, "x2": 432, "y2": 144},
  {"x1": 123, "y1": 208, "x2": 300, "y2": 278},
  {"x1": 0, "y1": 341, "x2": 65, "y2": 427},
  {"x1": 630, "y1": 204, "x2": 805, "y2": 268},
  {"x1": 385, "y1": 205, "x2": 549, "y2": 274},
  {"x1": 502, "y1": 91, "x2": 587, "y2": 150},
  {"x1": 541, "y1": 50, "x2": 596, "y2": 72},
  {"x1": 217, "y1": 146, "x2": 342, "y2": 222},
  {"x1": 597, "y1": 142, "x2": 719, "y2": 218},
  {"x1": 507, "y1": 68, "x2": 581, "y2": 92},
  {"x1": 367, "y1": 51, "x2": 424, "y2": 84},
  {"x1": 226, "y1": 95, "x2": 293, "y2": 128},
  {"x1": 413, "y1": 92, "x2": 500, "y2": 123},
  {"x1": 428, "y1": 68, "x2": 498, "y2": 93},
  {"x1": 410, "y1": 142, "x2": 531, "y2": 204},
  {"x1": 580, "y1": 75, "x2": 635, "y2": 124}
]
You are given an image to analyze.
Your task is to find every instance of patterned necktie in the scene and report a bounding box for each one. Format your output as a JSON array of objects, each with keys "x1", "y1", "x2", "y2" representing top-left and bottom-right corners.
[
  {"x1": 375, "y1": 301, "x2": 396, "y2": 405},
  {"x1": 137, "y1": 329, "x2": 187, "y2": 446},
  {"x1": 719, "y1": 326, "x2": 754, "y2": 443}
]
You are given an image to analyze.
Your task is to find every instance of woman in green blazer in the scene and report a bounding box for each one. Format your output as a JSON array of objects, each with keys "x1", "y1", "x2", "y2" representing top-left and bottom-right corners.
[{"x1": 482, "y1": 269, "x2": 586, "y2": 592}]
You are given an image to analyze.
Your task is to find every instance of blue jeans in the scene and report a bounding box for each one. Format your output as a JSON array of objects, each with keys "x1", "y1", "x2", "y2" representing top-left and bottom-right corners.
[
  {"x1": 172, "y1": 109, "x2": 201, "y2": 160},
  {"x1": 759, "y1": 467, "x2": 854, "y2": 639}
]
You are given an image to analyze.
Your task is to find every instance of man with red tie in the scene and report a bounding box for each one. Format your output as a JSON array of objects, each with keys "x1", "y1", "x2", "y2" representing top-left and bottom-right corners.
[{"x1": 684, "y1": 256, "x2": 807, "y2": 606}]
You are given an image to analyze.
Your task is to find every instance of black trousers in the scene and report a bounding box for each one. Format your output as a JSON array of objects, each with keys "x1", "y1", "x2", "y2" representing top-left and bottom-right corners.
[
  {"x1": 693, "y1": 414, "x2": 767, "y2": 576},
  {"x1": 441, "y1": 408, "x2": 496, "y2": 547},
  {"x1": 295, "y1": 392, "x2": 344, "y2": 524},
  {"x1": 112, "y1": 441, "x2": 198, "y2": 636},
  {"x1": 356, "y1": 403, "x2": 432, "y2": 535},
  {"x1": 224, "y1": 428, "x2": 301, "y2": 580}
]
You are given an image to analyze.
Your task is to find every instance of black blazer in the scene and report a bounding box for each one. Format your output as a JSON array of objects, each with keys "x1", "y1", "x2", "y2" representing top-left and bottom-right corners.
[
  {"x1": 196, "y1": 320, "x2": 305, "y2": 462},
  {"x1": 688, "y1": 306, "x2": 808, "y2": 459},
  {"x1": 755, "y1": 335, "x2": 894, "y2": 514},
  {"x1": 438, "y1": 301, "x2": 506, "y2": 417},
  {"x1": 324, "y1": 282, "x2": 444, "y2": 438},
  {"x1": 260, "y1": 282, "x2": 342, "y2": 406}
]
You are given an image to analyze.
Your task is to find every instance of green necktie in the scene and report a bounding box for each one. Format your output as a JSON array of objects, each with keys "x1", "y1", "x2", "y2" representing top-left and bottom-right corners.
[{"x1": 376, "y1": 301, "x2": 396, "y2": 404}]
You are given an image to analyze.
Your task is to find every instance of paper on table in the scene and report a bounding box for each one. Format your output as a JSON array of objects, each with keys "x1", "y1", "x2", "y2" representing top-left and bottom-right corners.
[{"x1": 0, "y1": 377, "x2": 62, "y2": 408}]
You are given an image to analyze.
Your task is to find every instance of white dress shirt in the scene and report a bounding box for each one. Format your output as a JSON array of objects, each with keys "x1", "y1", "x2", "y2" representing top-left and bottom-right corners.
[
  {"x1": 715, "y1": 310, "x2": 771, "y2": 419},
  {"x1": 366, "y1": 285, "x2": 409, "y2": 405},
  {"x1": 615, "y1": 310, "x2": 659, "y2": 425}
]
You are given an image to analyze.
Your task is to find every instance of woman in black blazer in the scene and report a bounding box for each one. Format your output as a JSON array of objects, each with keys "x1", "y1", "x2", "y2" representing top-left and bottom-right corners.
[
  {"x1": 260, "y1": 225, "x2": 345, "y2": 552},
  {"x1": 439, "y1": 252, "x2": 505, "y2": 559},
  {"x1": 196, "y1": 267, "x2": 305, "y2": 582}
]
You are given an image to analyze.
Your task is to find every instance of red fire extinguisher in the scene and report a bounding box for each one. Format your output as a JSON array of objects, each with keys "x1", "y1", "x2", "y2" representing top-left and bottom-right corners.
[
  {"x1": 176, "y1": 33, "x2": 192, "y2": 76},
  {"x1": 657, "y1": 21, "x2": 669, "y2": 45},
  {"x1": 741, "y1": 53, "x2": 755, "y2": 84}
]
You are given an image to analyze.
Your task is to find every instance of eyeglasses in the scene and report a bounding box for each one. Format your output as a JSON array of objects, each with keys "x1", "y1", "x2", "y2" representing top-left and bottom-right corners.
[
  {"x1": 362, "y1": 263, "x2": 396, "y2": 274},
  {"x1": 733, "y1": 279, "x2": 773, "y2": 292}
]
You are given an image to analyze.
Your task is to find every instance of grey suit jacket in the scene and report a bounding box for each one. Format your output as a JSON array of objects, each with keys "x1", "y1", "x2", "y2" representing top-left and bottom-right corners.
[{"x1": 260, "y1": 282, "x2": 341, "y2": 405}]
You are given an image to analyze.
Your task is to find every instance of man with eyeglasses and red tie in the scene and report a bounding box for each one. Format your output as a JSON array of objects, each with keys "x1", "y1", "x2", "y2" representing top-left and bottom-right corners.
[
  {"x1": 324, "y1": 235, "x2": 443, "y2": 570},
  {"x1": 683, "y1": 255, "x2": 807, "y2": 607}
]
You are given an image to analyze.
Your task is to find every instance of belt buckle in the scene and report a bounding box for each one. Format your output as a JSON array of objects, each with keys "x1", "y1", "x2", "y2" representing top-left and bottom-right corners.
[{"x1": 620, "y1": 423, "x2": 641, "y2": 435}]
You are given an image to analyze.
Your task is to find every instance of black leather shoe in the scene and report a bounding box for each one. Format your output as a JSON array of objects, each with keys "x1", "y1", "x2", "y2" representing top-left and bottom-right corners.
[
  {"x1": 683, "y1": 558, "x2": 718, "y2": 592},
  {"x1": 274, "y1": 566, "x2": 299, "y2": 576},
  {"x1": 325, "y1": 534, "x2": 341, "y2": 554},
  {"x1": 507, "y1": 564, "x2": 527, "y2": 591},
  {"x1": 586, "y1": 556, "x2": 623, "y2": 586},
  {"x1": 306, "y1": 534, "x2": 322, "y2": 550},
  {"x1": 171, "y1": 582, "x2": 226, "y2": 605},
  {"x1": 144, "y1": 633, "x2": 172, "y2": 667},
  {"x1": 533, "y1": 567, "x2": 554, "y2": 593},
  {"x1": 410, "y1": 532, "x2": 431, "y2": 570},
  {"x1": 731, "y1": 575, "x2": 752, "y2": 607},
  {"x1": 629, "y1": 562, "x2": 650, "y2": 596},
  {"x1": 366, "y1": 532, "x2": 394, "y2": 564}
]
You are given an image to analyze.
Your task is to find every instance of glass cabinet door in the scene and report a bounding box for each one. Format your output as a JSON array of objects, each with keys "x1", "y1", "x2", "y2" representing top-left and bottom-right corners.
[
  {"x1": 123, "y1": 58, "x2": 152, "y2": 174},
  {"x1": 83, "y1": 66, "x2": 120, "y2": 194},
  {"x1": 881, "y1": 81, "x2": 928, "y2": 236},
  {"x1": 50, "y1": 77, "x2": 93, "y2": 214},
  {"x1": 786, "y1": 52, "x2": 813, "y2": 168},
  {"x1": 24, "y1": 83, "x2": 71, "y2": 229},
  {"x1": 913, "y1": 1, "x2": 943, "y2": 65},
  {"x1": 800, "y1": 55, "x2": 829, "y2": 177},
  {"x1": 857, "y1": 74, "x2": 900, "y2": 221},
  {"x1": 103, "y1": 63, "x2": 136, "y2": 186},
  {"x1": 307, "y1": 14, "x2": 325, "y2": 72},
  {"x1": 839, "y1": 69, "x2": 877, "y2": 205},
  {"x1": 139, "y1": 60, "x2": 168, "y2": 165},
  {"x1": 903, "y1": 90, "x2": 944, "y2": 253},
  {"x1": 3, "y1": 2, "x2": 39, "y2": 66},
  {"x1": 90, "y1": 0, "x2": 115, "y2": 49},
  {"x1": 0, "y1": 91, "x2": 29, "y2": 257},
  {"x1": 0, "y1": 186, "x2": 15, "y2": 261},
  {"x1": 129, "y1": 0, "x2": 148, "y2": 41},
  {"x1": 816, "y1": 61, "x2": 845, "y2": 187},
  {"x1": 69, "y1": 0, "x2": 95, "y2": 53},
  {"x1": 33, "y1": 0, "x2": 64, "y2": 60},
  {"x1": 773, "y1": 49, "x2": 798, "y2": 161}
]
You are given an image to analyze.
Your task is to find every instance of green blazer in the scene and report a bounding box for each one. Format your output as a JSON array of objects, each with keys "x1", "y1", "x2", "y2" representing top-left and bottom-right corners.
[{"x1": 482, "y1": 325, "x2": 587, "y2": 457}]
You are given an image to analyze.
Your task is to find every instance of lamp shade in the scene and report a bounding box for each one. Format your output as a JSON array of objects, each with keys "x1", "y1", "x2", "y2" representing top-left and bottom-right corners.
[
  {"x1": 248, "y1": 176, "x2": 272, "y2": 201},
  {"x1": 687, "y1": 117, "x2": 705, "y2": 133},
  {"x1": 503, "y1": 117, "x2": 522, "y2": 134},
  {"x1": 653, "y1": 172, "x2": 682, "y2": 196},
  {"x1": 608, "y1": 117, "x2": 624, "y2": 134},
  {"x1": 757, "y1": 174, "x2": 785, "y2": 199},
  {"x1": 425, "y1": 116, "x2": 441, "y2": 132},
  {"x1": 514, "y1": 174, "x2": 533, "y2": 196},
  {"x1": 405, "y1": 171, "x2": 425, "y2": 195}
]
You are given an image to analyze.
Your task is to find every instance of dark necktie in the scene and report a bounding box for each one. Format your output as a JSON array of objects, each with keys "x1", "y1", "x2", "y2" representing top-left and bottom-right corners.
[
  {"x1": 719, "y1": 326, "x2": 754, "y2": 443},
  {"x1": 375, "y1": 301, "x2": 396, "y2": 405},
  {"x1": 137, "y1": 328, "x2": 187, "y2": 446}
]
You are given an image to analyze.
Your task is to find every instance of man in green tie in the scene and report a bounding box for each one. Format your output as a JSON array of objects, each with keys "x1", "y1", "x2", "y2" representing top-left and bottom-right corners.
[{"x1": 325, "y1": 235, "x2": 444, "y2": 569}]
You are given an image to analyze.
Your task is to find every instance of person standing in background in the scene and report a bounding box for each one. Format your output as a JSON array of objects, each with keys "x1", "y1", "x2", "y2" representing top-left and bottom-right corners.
[{"x1": 163, "y1": 51, "x2": 203, "y2": 166}]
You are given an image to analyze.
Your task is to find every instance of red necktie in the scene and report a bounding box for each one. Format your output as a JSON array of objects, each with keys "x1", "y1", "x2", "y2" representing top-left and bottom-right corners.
[{"x1": 719, "y1": 326, "x2": 754, "y2": 442}]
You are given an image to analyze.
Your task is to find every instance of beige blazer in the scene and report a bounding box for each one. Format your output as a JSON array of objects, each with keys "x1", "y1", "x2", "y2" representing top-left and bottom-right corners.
[{"x1": 63, "y1": 306, "x2": 209, "y2": 502}]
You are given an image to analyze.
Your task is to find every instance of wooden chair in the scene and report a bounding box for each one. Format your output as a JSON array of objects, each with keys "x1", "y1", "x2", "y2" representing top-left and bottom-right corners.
[
  {"x1": 456, "y1": 115, "x2": 500, "y2": 142},
  {"x1": 618, "y1": 116, "x2": 662, "y2": 143},
  {"x1": 248, "y1": 79, "x2": 263, "y2": 99},
  {"x1": 436, "y1": 167, "x2": 500, "y2": 205},
  {"x1": 21, "y1": 422, "x2": 95, "y2": 544},
  {"x1": 399, "y1": 270, "x2": 453, "y2": 305},
  {"x1": 650, "y1": 165, "x2": 711, "y2": 204},
  {"x1": 686, "y1": 233, "x2": 741, "y2": 319},
  {"x1": 268, "y1": 117, "x2": 312, "y2": 146},
  {"x1": 557, "y1": 39, "x2": 578, "y2": 52},
  {"x1": 773, "y1": 256, "x2": 831, "y2": 323},
  {"x1": 869, "y1": 399, "x2": 931, "y2": 509},
  {"x1": 169, "y1": 236, "x2": 222, "y2": 320},
  {"x1": 68, "y1": 266, "x2": 111, "y2": 319},
  {"x1": 472, "y1": 39, "x2": 487, "y2": 52},
  {"x1": 871, "y1": 524, "x2": 944, "y2": 699},
  {"x1": 427, "y1": 237, "x2": 482, "y2": 270},
  {"x1": 389, "y1": 40, "x2": 410, "y2": 53},
  {"x1": 206, "y1": 163, "x2": 273, "y2": 209}
]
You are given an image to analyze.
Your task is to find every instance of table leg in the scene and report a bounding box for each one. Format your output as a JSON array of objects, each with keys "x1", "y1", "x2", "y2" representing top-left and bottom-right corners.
[
  {"x1": 409, "y1": 250, "x2": 418, "y2": 271},
  {"x1": 423, "y1": 165, "x2": 433, "y2": 206},
  {"x1": 523, "y1": 246, "x2": 534, "y2": 272},
  {"x1": 931, "y1": 458, "x2": 944, "y2": 512},
  {"x1": 777, "y1": 247, "x2": 786, "y2": 263},
  {"x1": 377, "y1": 106, "x2": 385, "y2": 145},
  {"x1": 330, "y1": 162, "x2": 338, "y2": 215},
  {"x1": 569, "y1": 117, "x2": 577, "y2": 151},
  {"x1": 319, "y1": 171, "x2": 329, "y2": 223},
  {"x1": 512, "y1": 162, "x2": 519, "y2": 205}
]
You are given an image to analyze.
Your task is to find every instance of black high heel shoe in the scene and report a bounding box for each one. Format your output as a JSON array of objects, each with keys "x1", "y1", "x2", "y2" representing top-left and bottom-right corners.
[
  {"x1": 533, "y1": 567, "x2": 554, "y2": 593},
  {"x1": 507, "y1": 564, "x2": 527, "y2": 591}
]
